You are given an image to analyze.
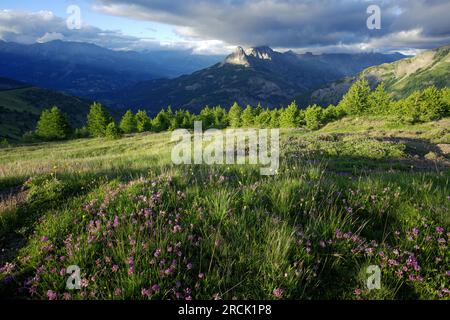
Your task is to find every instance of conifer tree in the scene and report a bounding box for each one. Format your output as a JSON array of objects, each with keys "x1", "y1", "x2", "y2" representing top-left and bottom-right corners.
[
  {"x1": 369, "y1": 83, "x2": 392, "y2": 114},
  {"x1": 338, "y1": 77, "x2": 371, "y2": 115},
  {"x1": 135, "y1": 110, "x2": 152, "y2": 132},
  {"x1": 241, "y1": 105, "x2": 254, "y2": 127},
  {"x1": 36, "y1": 106, "x2": 72, "y2": 140},
  {"x1": 228, "y1": 102, "x2": 242, "y2": 128},
  {"x1": 87, "y1": 102, "x2": 113, "y2": 137},
  {"x1": 105, "y1": 122, "x2": 121, "y2": 139},
  {"x1": 270, "y1": 109, "x2": 280, "y2": 128},
  {"x1": 255, "y1": 109, "x2": 272, "y2": 128},
  {"x1": 152, "y1": 108, "x2": 171, "y2": 132},
  {"x1": 304, "y1": 104, "x2": 324, "y2": 130},
  {"x1": 119, "y1": 110, "x2": 137, "y2": 134},
  {"x1": 279, "y1": 101, "x2": 300, "y2": 128}
]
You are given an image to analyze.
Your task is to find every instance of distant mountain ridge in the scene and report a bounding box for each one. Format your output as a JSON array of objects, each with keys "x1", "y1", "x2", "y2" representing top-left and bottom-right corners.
[
  {"x1": 0, "y1": 40, "x2": 223, "y2": 99},
  {"x1": 310, "y1": 45, "x2": 450, "y2": 106},
  {"x1": 111, "y1": 46, "x2": 405, "y2": 112}
]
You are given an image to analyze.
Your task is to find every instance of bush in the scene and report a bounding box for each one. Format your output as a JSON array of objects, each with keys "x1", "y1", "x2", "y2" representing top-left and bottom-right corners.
[
  {"x1": 0, "y1": 138, "x2": 9, "y2": 148},
  {"x1": 73, "y1": 127, "x2": 90, "y2": 139},
  {"x1": 25, "y1": 175, "x2": 66, "y2": 206},
  {"x1": 105, "y1": 122, "x2": 121, "y2": 139},
  {"x1": 22, "y1": 131, "x2": 39, "y2": 143}
]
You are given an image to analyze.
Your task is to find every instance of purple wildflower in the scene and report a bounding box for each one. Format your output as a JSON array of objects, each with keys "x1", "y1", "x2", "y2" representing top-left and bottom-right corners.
[{"x1": 273, "y1": 288, "x2": 284, "y2": 298}]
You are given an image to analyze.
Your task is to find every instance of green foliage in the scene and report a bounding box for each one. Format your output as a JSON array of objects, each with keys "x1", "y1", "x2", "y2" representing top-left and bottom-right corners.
[
  {"x1": 135, "y1": 110, "x2": 152, "y2": 132},
  {"x1": 255, "y1": 109, "x2": 272, "y2": 127},
  {"x1": 105, "y1": 122, "x2": 122, "y2": 140},
  {"x1": 73, "y1": 127, "x2": 90, "y2": 139},
  {"x1": 304, "y1": 104, "x2": 325, "y2": 130},
  {"x1": 36, "y1": 106, "x2": 72, "y2": 141},
  {"x1": 369, "y1": 83, "x2": 392, "y2": 114},
  {"x1": 241, "y1": 105, "x2": 254, "y2": 127},
  {"x1": 87, "y1": 102, "x2": 113, "y2": 137},
  {"x1": 228, "y1": 102, "x2": 242, "y2": 128},
  {"x1": 26, "y1": 175, "x2": 66, "y2": 206},
  {"x1": 152, "y1": 108, "x2": 171, "y2": 132},
  {"x1": 338, "y1": 77, "x2": 371, "y2": 115},
  {"x1": 119, "y1": 110, "x2": 137, "y2": 134},
  {"x1": 212, "y1": 106, "x2": 228, "y2": 129},
  {"x1": 270, "y1": 109, "x2": 280, "y2": 127},
  {"x1": 22, "y1": 131, "x2": 38, "y2": 143},
  {"x1": 198, "y1": 106, "x2": 216, "y2": 129},
  {"x1": 279, "y1": 101, "x2": 300, "y2": 128},
  {"x1": 397, "y1": 86, "x2": 447, "y2": 123},
  {"x1": 0, "y1": 138, "x2": 9, "y2": 148}
]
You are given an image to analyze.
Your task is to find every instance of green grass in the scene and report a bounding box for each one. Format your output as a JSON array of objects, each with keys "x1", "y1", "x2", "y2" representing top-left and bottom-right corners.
[{"x1": 0, "y1": 117, "x2": 449, "y2": 300}]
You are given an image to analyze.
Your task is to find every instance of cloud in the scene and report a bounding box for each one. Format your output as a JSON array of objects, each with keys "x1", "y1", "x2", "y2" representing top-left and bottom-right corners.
[
  {"x1": 91, "y1": 0, "x2": 450, "y2": 52},
  {"x1": 0, "y1": 9, "x2": 138, "y2": 48},
  {"x1": 0, "y1": 9, "x2": 231, "y2": 54}
]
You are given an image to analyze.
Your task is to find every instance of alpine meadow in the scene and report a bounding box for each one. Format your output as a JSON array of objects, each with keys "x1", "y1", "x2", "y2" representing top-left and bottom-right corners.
[{"x1": 0, "y1": 0, "x2": 449, "y2": 305}]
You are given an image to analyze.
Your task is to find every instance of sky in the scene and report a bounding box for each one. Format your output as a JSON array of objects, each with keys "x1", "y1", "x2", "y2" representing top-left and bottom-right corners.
[{"x1": 1, "y1": 0, "x2": 449, "y2": 55}]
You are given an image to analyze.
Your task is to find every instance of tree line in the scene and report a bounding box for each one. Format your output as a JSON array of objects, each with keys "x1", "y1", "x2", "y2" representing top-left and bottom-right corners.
[{"x1": 29, "y1": 79, "x2": 450, "y2": 142}]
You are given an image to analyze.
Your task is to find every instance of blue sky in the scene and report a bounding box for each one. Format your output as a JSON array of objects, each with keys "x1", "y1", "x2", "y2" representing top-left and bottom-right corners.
[{"x1": 0, "y1": 1, "x2": 449, "y2": 54}]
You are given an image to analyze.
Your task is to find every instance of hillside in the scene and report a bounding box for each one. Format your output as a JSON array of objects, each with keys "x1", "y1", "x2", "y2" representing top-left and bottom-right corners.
[
  {"x1": 0, "y1": 116, "x2": 448, "y2": 300},
  {"x1": 109, "y1": 46, "x2": 404, "y2": 112},
  {"x1": 0, "y1": 78, "x2": 92, "y2": 141},
  {"x1": 310, "y1": 45, "x2": 450, "y2": 106}
]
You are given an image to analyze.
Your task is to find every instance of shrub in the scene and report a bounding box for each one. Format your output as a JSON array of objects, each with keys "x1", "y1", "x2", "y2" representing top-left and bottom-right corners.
[
  {"x1": 73, "y1": 127, "x2": 90, "y2": 139},
  {"x1": 105, "y1": 122, "x2": 121, "y2": 139},
  {"x1": 0, "y1": 138, "x2": 9, "y2": 148}
]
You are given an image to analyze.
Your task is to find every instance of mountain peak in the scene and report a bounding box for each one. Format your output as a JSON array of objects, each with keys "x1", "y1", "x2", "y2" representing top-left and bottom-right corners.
[
  {"x1": 245, "y1": 46, "x2": 274, "y2": 60},
  {"x1": 223, "y1": 46, "x2": 250, "y2": 66},
  {"x1": 223, "y1": 45, "x2": 276, "y2": 66}
]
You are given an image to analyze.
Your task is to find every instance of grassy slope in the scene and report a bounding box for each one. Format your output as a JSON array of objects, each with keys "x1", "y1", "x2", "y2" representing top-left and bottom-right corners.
[
  {"x1": 0, "y1": 116, "x2": 449, "y2": 300},
  {"x1": 363, "y1": 45, "x2": 450, "y2": 98}
]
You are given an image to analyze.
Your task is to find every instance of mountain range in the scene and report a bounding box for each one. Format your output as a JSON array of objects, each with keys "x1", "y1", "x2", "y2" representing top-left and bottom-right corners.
[
  {"x1": 111, "y1": 46, "x2": 405, "y2": 112},
  {"x1": 1, "y1": 40, "x2": 449, "y2": 141},
  {"x1": 0, "y1": 40, "x2": 223, "y2": 98}
]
